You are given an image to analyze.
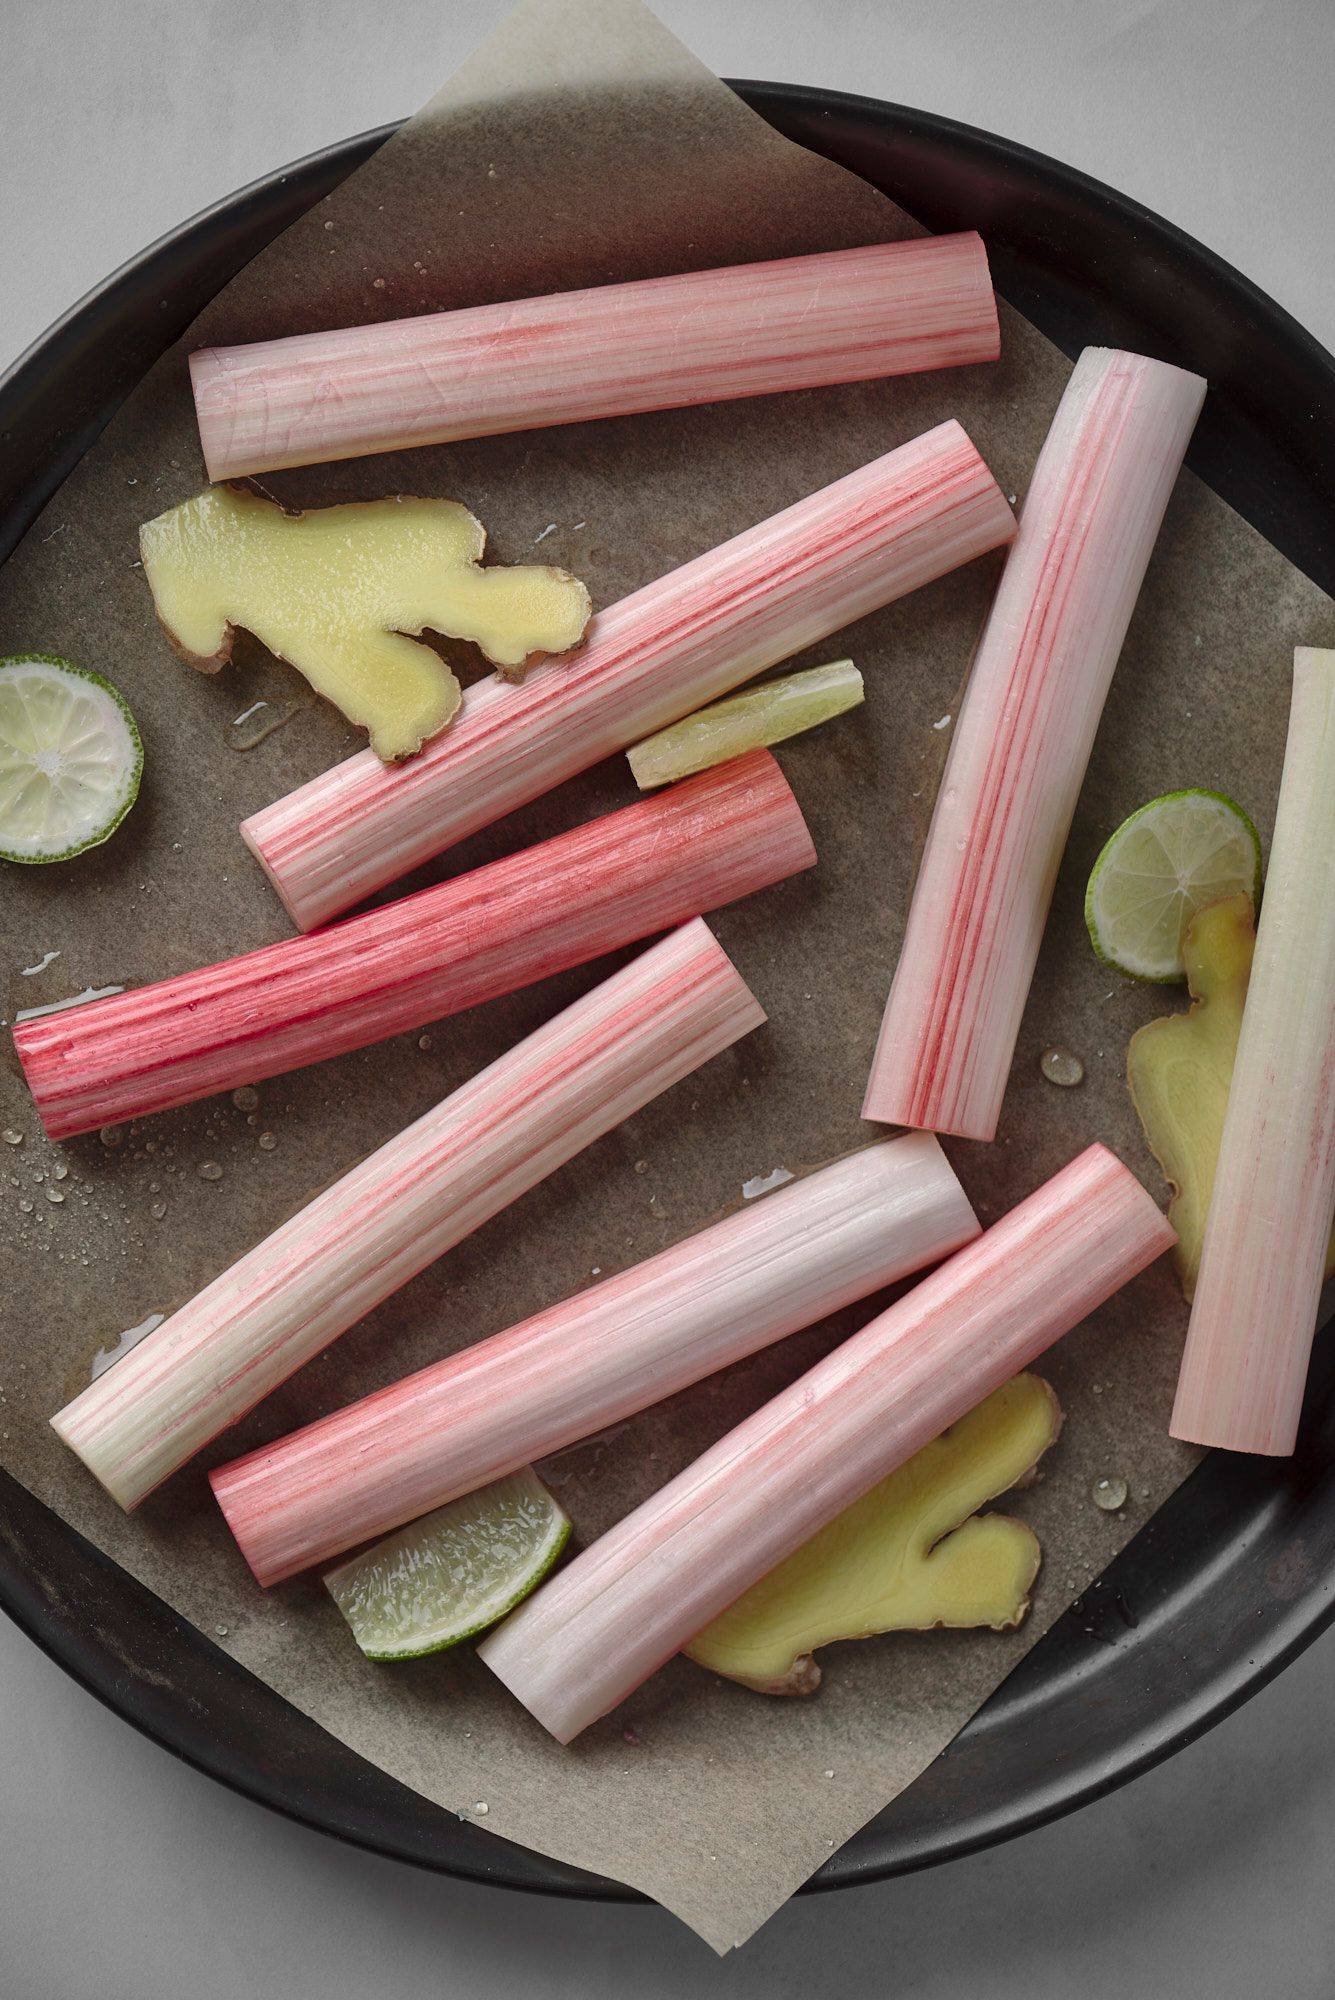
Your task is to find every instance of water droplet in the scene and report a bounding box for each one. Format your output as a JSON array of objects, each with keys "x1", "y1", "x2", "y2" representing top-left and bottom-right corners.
[
  {"x1": 227, "y1": 699, "x2": 300, "y2": 751},
  {"x1": 45, "y1": 1187, "x2": 64, "y2": 1205},
  {"x1": 150, "y1": 1201, "x2": 168, "y2": 1220},
  {"x1": 197, "y1": 1160, "x2": 224, "y2": 1181},
  {"x1": 18, "y1": 1199, "x2": 33, "y2": 1214},
  {"x1": 473, "y1": 1801, "x2": 489, "y2": 1816},
  {"x1": 823, "y1": 1769, "x2": 835, "y2": 1779},
  {"x1": 214, "y1": 1623, "x2": 229, "y2": 1637},
  {"x1": 257, "y1": 1132, "x2": 277, "y2": 1152},
  {"x1": 1040, "y1": 1046, "x2": 1084, "y2": 1088},
  {"x1": 53, "y1": 1161, "x2": 69, "y2": 1182},
  {"x1": 231, "y1": 1085, "x2": 260, "y2": 1112},
  {"x1": 417, "y1": 1035, "x2": 433, "y2": 1052},
  {"x1": 1092, "y1": 1475, "x2": 1128, "y2": 1512},
  {"x1": 1, "y1": 1129, "x2": 22, "y2": 1147},
  {"x1": 634, "y1": 1159, "x2": 648, "y2": 1175},
  {"x1": 99, "y1": 1125, "x2": 125, "y2": 1149}
]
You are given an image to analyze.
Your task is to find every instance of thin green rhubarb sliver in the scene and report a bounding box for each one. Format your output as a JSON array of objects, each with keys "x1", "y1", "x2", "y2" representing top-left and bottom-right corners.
[
  {"x1": 0, "y1": 653, "x2": 142, "y2": 864},
  {"x1": 627, "y1": 658, "x2": 863, "y2": 789},
  {"x1": 323, "y1": 1468, "x2": 571, "y2": 1661}
]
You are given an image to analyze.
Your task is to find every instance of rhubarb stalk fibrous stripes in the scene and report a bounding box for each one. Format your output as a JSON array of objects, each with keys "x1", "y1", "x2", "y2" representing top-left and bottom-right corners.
[
  {"x1": 210, "y1": 1135, "x2": 980, "y2": 1585},
  {"x1": 243, "y1": 423, "x2": 1016, "y2": 930},
  {"x1": 1172, "y1": 649, "x2": 1335, "y2": 1456},
  {"x1": 477, "y1": 1144, "x2": 1173, "y2": 1741},
  {"x1": 863, "y1": 348, "x2": 1206, "y2": 1142},
  {"x1": 16, "y1": 751, "x2": 811, "y2": 1140},
  {"x1": 190, "y1": 236, "x2": 999, "y2": 480},
  {"x1": 50, "y1": 922, "x2": 763, "y2": 1510}
]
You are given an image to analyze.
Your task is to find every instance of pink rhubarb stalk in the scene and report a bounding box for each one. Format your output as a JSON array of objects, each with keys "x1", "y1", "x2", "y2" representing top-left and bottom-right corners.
[
  {"x1": 211, "y1": 1134, "x2": 980, "y2": 1585},
  {"x1": 190, "y1": 236, "x2": 999, "y2": 480},
  {"x1": 477, "y1": 1144, "x2": 1173, "y2": 1741},
  {"x1": 863, "y1": 348, "x2": 1206, "y2": 1142},
  {"x1": 1172, "y1": 648, "x2": 1335, "y2": 1456},
  {"x1": 243, "y1": 423, "x2": 1016, "y2": 930},
  {"x1": 16, "y1": 751, "x2": 810, "y2": 1141},
  {"x1": 50, "y1": 922, "x2": 762, "y2": 1510}
]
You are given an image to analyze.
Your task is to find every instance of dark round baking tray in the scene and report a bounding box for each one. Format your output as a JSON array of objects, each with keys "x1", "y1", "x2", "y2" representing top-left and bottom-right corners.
[{"x1": 2, "y1": 82, "x2": 1333, "y2": 1903}]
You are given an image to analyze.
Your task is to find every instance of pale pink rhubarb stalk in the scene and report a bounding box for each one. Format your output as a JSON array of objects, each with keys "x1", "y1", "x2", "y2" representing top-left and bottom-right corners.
[
  {"x1": 16, "y1": 751, "x2": 810, "y2": 1141},
  {"x1": 210, "y1": 1134, "x2": 980, "y2": 1584},
  {"x1": 244, "y1": 423, "x2": 1015, "y2": 930},
  {"x1": 477, "y1": 1144, "x2": 1173, "y2": 1741},
  {"x1": 863, "y1": 348, "x2": 1206, "y2": 1142},
  {"x1": 1172, "y1": 649, "x2": 1335, "y2": 1456},
  {"x1": 50, "y1": 923, "x2": 762, "y2": 1510},
  {"x1": 191, "y1": 236, "x2": 999, "y2": 480}
]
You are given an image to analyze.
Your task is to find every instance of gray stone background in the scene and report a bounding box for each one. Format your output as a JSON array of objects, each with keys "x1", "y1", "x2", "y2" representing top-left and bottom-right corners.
[{"x1": 3, "y1": 1, "x2": 1333, "y2": 1993}]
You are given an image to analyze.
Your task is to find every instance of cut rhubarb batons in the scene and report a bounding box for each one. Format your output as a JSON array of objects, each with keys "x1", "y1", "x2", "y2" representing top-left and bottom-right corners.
[
  {"x1": 1172, "y1": 649, "x2": 1335, "y2": 1456},
  {"x1": 477, "y1": 1144, "x2": 1174, "y2": 1742},
  {"x1": 191, "y1": 235, "x2": 999, "y2": 479},
  {"x1": 242, "y1": 421, "x2": 1016, "y2": 930},
  {"x1": 210, "y1": 1135, "x2": 980, "y2": 1586},
  {"x1": 50, "y1": 923, "x2": 763, "y2": 1510},
  {"x1": 863, "y1": 348, "x2": 1206, "y2": 1142},
  {"x1": 16, "y1": 751, "x2": 811, "y2": 1140}
]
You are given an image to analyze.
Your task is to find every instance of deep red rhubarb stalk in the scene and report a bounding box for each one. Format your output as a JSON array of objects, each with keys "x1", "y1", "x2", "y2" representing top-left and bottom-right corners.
[
  {"x1": 1172, "y1": 649, "x2": 1335, "y2": 1456},
  {"x1": 191, "y1": 236, "x2": 999, "y2": 480},
  {"x1": 477, "y1": 1144, "x2": 1173, "y2": 1741},
  {"x1": 244, "y1": 424, "x2": 1015, "y2": 930},
  {"x1": 863, "y1": 348, "x2": 1206, "y2": 1142},
  {"x1": 211, "y1": 1135, "x2": 980, "y2": 1585},
  {"x1": 16, "y1": 751, "x2": 810, "y2": 1140},
  {"x1": 50, "y1": 923, "x2": 762, "y2": 1510}
]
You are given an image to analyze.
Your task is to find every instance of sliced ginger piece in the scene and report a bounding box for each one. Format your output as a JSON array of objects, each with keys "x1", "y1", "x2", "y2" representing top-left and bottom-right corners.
[
  {"x1": 685, "y1": 1373, "x2": 1061, "y2": 1695},
  {"x1": 1128, "y1": 890, "x2": 1335, "y2": 1300},
  {"x1": 139, "y1": 485, "x2": 592, "y2": 761}
]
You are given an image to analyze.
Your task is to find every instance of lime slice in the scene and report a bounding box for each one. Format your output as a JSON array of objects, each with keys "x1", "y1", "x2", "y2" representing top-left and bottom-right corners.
[
  {"x1": 324, "y1": 1469, "x2": 571, "y2": 1661},
  {"x1": 0, "y1": 654, "x2": 143, "y2": 864},
  {"x1": 1085, "y1": 789, "x2": 1262, "y2": 982}
]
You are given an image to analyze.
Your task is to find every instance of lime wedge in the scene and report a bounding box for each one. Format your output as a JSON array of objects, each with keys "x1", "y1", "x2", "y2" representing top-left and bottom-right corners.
[
  {"x1": 1085, "y1": 789, "x2": 1262, "y2": 982},
  {"x1": 324, "y1": 1469, "x2": 571, "y2": 1661},
  {"x1": 0, "y1": 654, "x2": 143, "y2": 864}
]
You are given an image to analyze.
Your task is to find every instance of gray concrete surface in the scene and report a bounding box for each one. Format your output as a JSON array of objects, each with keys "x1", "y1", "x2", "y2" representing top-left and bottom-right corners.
[{"x1": 3, "y1": 2, "x2": 1334, "y2": 1993}]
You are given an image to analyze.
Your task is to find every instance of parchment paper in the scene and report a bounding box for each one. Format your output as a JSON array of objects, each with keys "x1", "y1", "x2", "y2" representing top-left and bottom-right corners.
[{"x1": 1, "y1": 0, "x2": 1332, "y2": 1952}]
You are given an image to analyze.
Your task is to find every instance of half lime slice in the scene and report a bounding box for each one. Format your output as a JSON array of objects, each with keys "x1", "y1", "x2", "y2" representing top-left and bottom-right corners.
[
  {"x1": 1085, "y1": 788, "x2": 1262, "y2": 982},
  {"x1": 324, "y1": 1469, "x2": 571, "y2": 1661},
  {"x1": 0, "y1": 654, "x2": 143, "y2": 863}
]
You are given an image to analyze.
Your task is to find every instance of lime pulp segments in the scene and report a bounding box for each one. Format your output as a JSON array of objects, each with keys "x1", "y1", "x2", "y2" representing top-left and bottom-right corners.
[
  {"x1": 1084, "y1": 788, "x2": 1262, "y2": 982},
  {"x1": 0, "y1": 654, "x2": 142, "y2": 863},
  {"x1": 323, "y1": 1468, "x2": 571, "y2": 1661}
]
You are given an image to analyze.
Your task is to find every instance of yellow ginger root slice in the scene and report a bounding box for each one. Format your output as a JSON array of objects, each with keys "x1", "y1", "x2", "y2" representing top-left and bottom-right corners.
[
  {"x1": 139, "y1": 486, "x2": 592, "y2": 761},
  {"x1": 685, "y1": 1373, "x2": 1061, "y2": 1695},
  {"x1": 1128, "y1": 891, "x2": 1335, "y2": 1301}
]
